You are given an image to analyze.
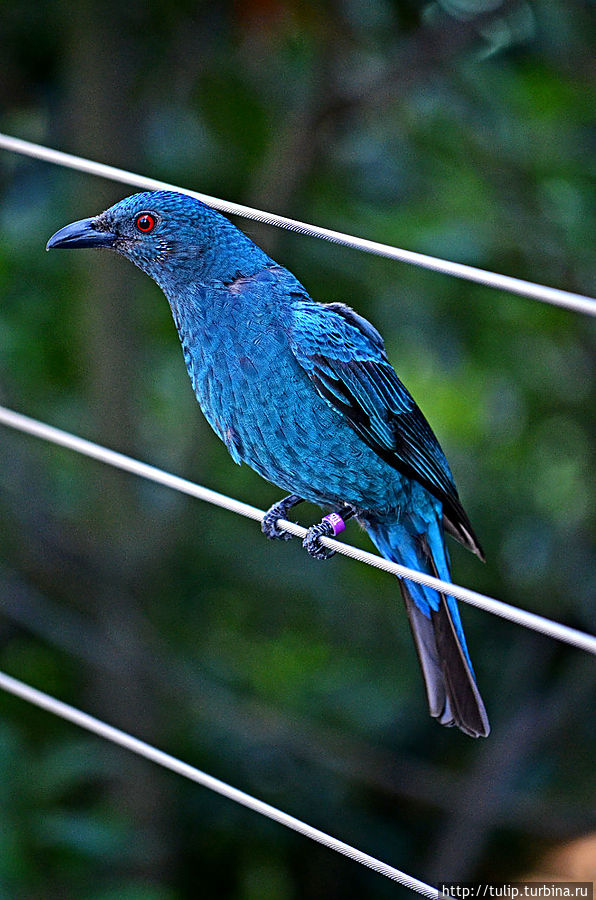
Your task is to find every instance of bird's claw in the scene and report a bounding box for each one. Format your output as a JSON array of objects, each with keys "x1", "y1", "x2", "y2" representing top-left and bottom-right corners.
[
  {"x1": 262, "y1": 500, "x2": 295, "y2": 541},
  {"x1": 264, "y1": 498, "x2": 350, "y2": 559},
  {"x1": 303, "y1": 521, "x2": 336, "y2": 560}
]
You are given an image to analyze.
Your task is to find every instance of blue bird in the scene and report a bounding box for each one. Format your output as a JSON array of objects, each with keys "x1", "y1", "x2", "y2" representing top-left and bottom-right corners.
[{"x1": 47, "y1": 191, "x2": 490, "y2": 737}]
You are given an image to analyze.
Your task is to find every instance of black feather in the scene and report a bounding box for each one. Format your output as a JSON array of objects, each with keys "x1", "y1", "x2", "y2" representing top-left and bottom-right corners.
[{"x1": 310, "y1": 352, "x2": 484, "y2": 558}]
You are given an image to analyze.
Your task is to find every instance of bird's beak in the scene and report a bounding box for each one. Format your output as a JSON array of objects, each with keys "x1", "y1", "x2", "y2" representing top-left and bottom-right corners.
[{"x1": 46, "y1": 217, "x2": 117, "y2": 251}]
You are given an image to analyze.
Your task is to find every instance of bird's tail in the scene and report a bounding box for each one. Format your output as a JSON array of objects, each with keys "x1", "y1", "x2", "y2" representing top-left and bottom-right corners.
[{"x1": 365, "y1": 515, "x2": 490, "y2": 738}]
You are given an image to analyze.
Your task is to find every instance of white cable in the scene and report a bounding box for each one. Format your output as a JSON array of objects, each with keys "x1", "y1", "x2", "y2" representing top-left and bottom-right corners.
[
  {"x1": 0, "y1": 670, "x2": 439, "y2": 896},
  {"x1": 1, "y1": 132, "x2": 595, "y2": 317},
  {"x1": 1, "y1": 404, "x2": 594, "y2": 655}
]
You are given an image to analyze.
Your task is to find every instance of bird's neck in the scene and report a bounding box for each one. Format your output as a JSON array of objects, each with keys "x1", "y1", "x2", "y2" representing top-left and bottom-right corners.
[
  {"x1": 163, "y1": 262, "x2": 291, "y2": 346},
  {"x1": 150, "y1": 221, "x2": 273, "y2": 295},
  {"x1": 202, "y1": 228, "x2": 273, "y2": 283}
]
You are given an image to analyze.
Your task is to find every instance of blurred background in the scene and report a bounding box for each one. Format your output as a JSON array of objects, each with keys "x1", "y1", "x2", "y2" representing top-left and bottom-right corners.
[{"x1": 0, "y1": 1, "x2": 595, "y2": 897}]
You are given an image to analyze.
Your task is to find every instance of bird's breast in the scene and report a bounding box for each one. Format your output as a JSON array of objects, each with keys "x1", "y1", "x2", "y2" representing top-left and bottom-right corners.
[
  {"x1": 178, "y1": 304, "x2": 296, "y2": 465},
  {"x1": 168, "y1": 286, "x2": 412, "y2": 511}
]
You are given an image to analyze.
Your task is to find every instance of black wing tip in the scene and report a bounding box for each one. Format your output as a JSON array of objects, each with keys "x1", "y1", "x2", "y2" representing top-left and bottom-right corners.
[{"x1": 443, "y1": 506, "x2": 486, "y2": 561}]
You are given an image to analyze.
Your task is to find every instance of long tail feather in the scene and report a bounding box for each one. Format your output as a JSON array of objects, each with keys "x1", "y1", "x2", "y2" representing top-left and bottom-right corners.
[
  {"x1": 365, "y1": 517, "x2": 490, "y2": 738},
  {"x1": 400, "y1": 581, "x2": 490, "y2": 737}
]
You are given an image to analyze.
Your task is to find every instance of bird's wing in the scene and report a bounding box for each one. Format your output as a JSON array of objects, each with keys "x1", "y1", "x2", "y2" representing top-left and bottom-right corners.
[{"x1": 289, "y1": 300, "x2": 483, "y2": 557}]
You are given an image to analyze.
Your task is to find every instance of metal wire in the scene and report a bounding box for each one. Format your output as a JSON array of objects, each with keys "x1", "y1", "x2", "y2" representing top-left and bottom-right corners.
[
  {"x1": 0, "y1": 670, "x2": 441, "y2": 896},
  {"x1": 1, "y1": 132, "x2": 595, "y2": 317},
  {"x1": 1, "y1": 405, "x2": 594, "y2": 656},
  {"x1": 1, "y1": 130, "x2": 593, "y2": 899}
]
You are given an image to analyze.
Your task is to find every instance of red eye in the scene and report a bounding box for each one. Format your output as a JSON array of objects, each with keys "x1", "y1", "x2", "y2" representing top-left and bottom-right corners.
[{"x1": 136, "y1": 213, "x2": 156, "y2": 233}]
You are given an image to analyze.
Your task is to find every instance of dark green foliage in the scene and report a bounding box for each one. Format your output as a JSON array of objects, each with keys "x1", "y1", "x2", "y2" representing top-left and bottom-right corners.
[{"x1": 0, "y1": 1, "x2": 594, "y2": 897}]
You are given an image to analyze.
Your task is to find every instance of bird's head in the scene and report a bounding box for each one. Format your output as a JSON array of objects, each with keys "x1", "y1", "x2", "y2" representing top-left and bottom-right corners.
[{"x1": 47, "y1": 190, "x2": 270, "y2": 288}]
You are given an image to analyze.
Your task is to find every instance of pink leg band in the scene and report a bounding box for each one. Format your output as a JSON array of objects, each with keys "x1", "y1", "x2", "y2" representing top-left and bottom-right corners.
[{"x1": 322, "y1": 512, "x2": 346, "y2": 536}]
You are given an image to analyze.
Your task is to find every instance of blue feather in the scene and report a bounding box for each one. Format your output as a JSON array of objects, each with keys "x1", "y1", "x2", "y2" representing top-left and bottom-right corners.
[{"x1": 47, "y1": 190, "x2": 489, "y2": 737}]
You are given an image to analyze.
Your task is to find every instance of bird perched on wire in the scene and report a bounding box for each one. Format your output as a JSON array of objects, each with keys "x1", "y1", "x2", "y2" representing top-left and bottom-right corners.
[{"x1": 47, "y1": 191, "x2": 490, "y2": 737}]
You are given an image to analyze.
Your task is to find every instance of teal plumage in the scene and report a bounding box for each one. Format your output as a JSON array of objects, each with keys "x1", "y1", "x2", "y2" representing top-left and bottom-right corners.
[{"x1": 47, "y1": 190, "x2": 489, "y2": 737}]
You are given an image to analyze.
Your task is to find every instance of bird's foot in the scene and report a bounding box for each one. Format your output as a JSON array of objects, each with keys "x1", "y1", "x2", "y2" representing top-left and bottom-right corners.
[
  {"x1": 261, "y1": 494, "x2": 303, "y2": 541},
  {"x1": 303, "y1": 510, "x2": 352, "y2": 561}
]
